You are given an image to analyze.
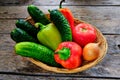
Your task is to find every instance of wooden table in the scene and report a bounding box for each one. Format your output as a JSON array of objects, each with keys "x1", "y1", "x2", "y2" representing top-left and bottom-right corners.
[{"x1": 0, "y1": 0, "x2": 120, "y2": 79}]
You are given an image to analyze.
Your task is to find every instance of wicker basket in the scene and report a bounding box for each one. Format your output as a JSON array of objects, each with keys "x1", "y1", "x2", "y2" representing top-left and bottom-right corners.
[{"x1": 26, "y1": 16, "x2": 108, "y2": 73}]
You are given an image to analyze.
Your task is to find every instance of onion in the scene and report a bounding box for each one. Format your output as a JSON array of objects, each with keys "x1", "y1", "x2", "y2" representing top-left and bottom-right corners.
[{"x1": 83, "y1": 42, "x2": 100, "y2": 61}]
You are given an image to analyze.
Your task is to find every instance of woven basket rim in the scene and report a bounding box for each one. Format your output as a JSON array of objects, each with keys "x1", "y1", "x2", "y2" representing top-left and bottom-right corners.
[{"x1": 26, "y1": 17, "x2": 108, "y2": 73}]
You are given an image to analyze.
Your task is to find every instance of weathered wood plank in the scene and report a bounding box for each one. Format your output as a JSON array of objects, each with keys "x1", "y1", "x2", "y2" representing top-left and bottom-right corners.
[
  {"x1": 0, "y1": 34, "x2": 120, "y2": 77},
  {"x1": 0, "y1": 6, "x2": 29, "y2": 19},
  {"x1": 31, "y1": 0, "x2": 120, "y2": 6},
  {"x1": 0, "y1": 6, "x2": 120, "y2": 34},
  {"x1": 0, "y1": 6, "x2": 120, "y2": 20},
  {"x1": 0, "y1": 74, "x2": 118, "y2": 80},
  {"x1": 0, "y1": 0, "x2": 120, "y2": 6},
  {"x1": 0, "y1": 20, "x2": 16, "y2": 34}
]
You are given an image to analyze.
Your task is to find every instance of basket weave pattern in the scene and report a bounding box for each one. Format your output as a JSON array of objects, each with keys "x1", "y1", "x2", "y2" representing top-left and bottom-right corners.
[{"x1": 26, "y1": 17, "x2": 108, "y2": 73}]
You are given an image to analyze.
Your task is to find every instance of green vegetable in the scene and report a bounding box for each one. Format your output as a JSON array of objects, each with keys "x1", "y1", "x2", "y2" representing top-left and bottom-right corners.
[
  {"x1": 10, "y1": 28, "x2": 38, "y2": 43},
  {"x1": 15, "y1": 42, "x2": 60, "y2": 67},
  {"x1": 49, "y1": 9, "x2": 72, "y2": 41},
  {"x1": 36, "y1": 22, "x2": 62, "y2": 50},
  {"x1": 27, "y1": 5, "x2": 50, "y2": 25},
  {"x1": 16, "y1": 19, "x2": 39, "y2": 39}
]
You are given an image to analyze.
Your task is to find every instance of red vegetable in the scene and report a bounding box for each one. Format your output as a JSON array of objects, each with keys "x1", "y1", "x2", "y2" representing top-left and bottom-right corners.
[
  {"x1": 73, "y1": 23, "x2": 97, "y2": 47},
  {"x1": 59, "y1": 8, "x2": 74, "y2": 30},
  {"x1": 59, "y1": 0, "x2": 74, "y2": 30},
  {"x1": 54, "y1": 42, "x2": 82, "y2": 69}
]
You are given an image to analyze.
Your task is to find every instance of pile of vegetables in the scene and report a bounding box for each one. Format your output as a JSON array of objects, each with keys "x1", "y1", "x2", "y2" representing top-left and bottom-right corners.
[{"x1": 10, "y1": 0, "x2": 101, "y2": 69}]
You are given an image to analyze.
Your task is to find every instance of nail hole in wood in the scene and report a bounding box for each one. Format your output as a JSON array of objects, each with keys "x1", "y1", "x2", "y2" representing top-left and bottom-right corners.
[{"x1": 118, "y1": 44, "x2": 120, "y2": 49}]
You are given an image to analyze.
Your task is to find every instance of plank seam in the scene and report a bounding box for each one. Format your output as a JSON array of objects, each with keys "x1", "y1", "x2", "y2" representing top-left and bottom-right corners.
[{"x1": 0, "y1": 71, "x2": 120, "y2": 79}]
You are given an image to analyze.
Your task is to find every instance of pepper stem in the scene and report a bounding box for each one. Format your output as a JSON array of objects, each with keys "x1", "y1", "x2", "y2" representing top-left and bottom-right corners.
[
  {"x1": 35, "y1": 23, "x2": 46, "y2": 30},
  {"x1": 59, "y1": 0, "x2": 65, "y2": 8},
  {"x1": 55, "y1": 47, "x2": 70, "y2": 60},
  {"x1": 48, "y1": 9, "x2": 51, "y2": 13}
]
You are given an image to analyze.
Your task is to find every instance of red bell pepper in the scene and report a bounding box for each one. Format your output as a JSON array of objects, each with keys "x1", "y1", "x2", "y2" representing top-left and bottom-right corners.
[
  {"x1": 54, "y1": 42, "x2": 82, "y2": 69},
  {"x1": 59, "y1": 0, "x2": 74, "y2": 30}
]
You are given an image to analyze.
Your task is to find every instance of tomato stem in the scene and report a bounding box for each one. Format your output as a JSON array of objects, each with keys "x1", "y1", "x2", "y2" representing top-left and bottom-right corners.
[{"x1": 81, "y1": 28, "x2": 87, "y2": 32}]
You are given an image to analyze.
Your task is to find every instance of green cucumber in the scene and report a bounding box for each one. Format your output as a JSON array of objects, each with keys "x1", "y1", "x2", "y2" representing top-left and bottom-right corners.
[
  {"x1": 15, "y1": 42, "x2": 60, "y2": 67},
  {"x1": 27, "y1": 5, "x2": 50, "y2": 25},
  {"x1": 16, "y1": 19, "x2": 39, "y2": 39},
  {"x1": 10, "y1": 28, "x2": 38, "y2": 43},
  {"x1": 49, "y1": 9, "x2": 72, "y2": 41}
]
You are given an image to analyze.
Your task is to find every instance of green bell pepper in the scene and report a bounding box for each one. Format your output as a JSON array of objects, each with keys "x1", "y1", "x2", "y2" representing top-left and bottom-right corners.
[{"x1": 35, "y1": 22, "x2": 62, "y2": 50}]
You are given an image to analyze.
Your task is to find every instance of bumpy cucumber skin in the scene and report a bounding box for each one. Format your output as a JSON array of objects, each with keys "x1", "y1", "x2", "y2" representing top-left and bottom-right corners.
[
  {"x1": 15, "y1": 42, "x2": 60, "y2": 67},
  {"x1": 49, "y1": 9, "x2": 72, "y2": 41},
  {"x1": 16, "y1": 19, "x2": 39, "y2": 39},
  {"x1": 27, "y1": 5, "x2": 50, "y2": 25},
  {"x1": 10, "y1": 28, "x2": 38, "y2": 43}
]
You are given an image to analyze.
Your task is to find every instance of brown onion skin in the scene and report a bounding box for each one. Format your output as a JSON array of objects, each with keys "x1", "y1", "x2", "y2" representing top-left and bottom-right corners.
[{"x1": 83, "y1": 43, "x2": 100, "y2": 61}]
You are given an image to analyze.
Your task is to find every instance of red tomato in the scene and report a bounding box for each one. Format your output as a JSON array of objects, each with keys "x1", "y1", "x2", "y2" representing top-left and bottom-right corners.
[{"x1": 73, "y1": 23, "x2": 97, "y2": 47}]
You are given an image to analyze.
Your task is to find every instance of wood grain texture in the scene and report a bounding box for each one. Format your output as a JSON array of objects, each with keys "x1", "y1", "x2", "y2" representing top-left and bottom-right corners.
[
  {"x1": 0, "y1": 0, "x2": 120, "y2": 6},
  {"x1": 31, "y1": 0, "x2": 120, "y2": 6},
  {"x1": 0, "y1": 6, "x2": 120, "y2": 34},
  {"x1": 0, "y1": 74, "x2": 118, "y2": 80},
  {"x1": 0, "y1": 0, "x2": 120, "y2": 79},
  {"x1": 0, "y1": 6, "x2": 120, "y2": 19}
]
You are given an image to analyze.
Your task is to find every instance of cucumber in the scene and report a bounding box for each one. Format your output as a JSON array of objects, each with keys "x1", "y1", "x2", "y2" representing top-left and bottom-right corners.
[
  {"x1": 15, "y1": 42, "x2": 60, "y2": 67},
  {"x1": 49, "y1": 9, "x2": 72, "y2": 41},
  {"x1": 27, "y1": 5, "x2": 50, "y2": 25},
  {"x1": 16, "y1": 19, "x2": 39, "y2": 39},
  {"x1": 10, "y1": 28, "x2": 38, "y2": 43}
]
